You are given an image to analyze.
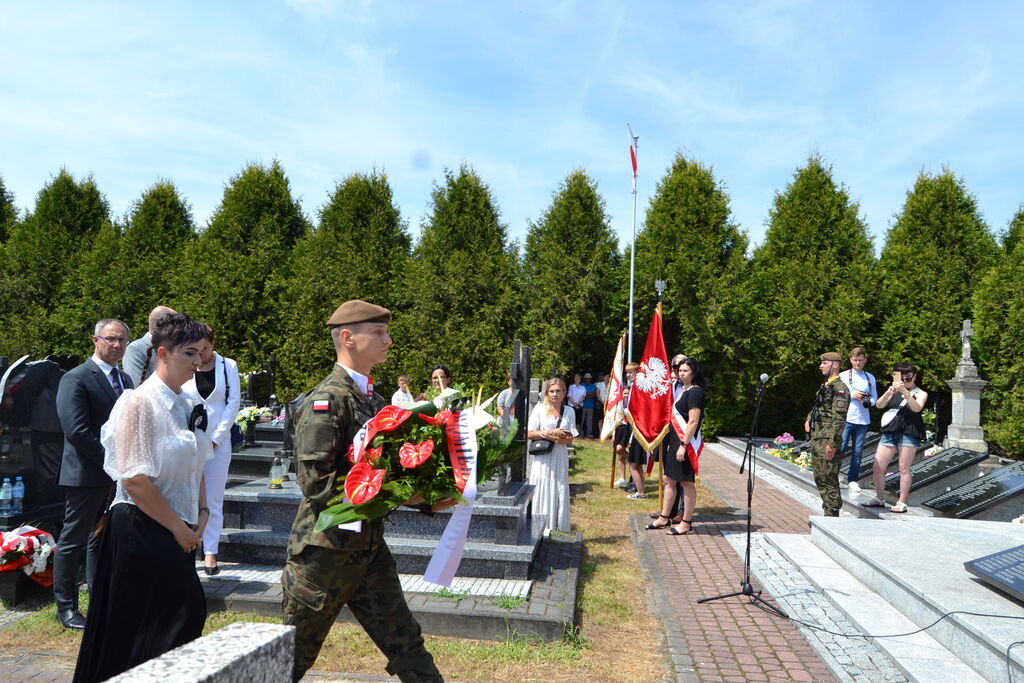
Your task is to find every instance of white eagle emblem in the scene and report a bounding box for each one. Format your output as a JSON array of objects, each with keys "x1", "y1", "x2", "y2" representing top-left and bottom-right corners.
[{"x1": 635, "y1": 357, "x2": 671, "y2": 398}]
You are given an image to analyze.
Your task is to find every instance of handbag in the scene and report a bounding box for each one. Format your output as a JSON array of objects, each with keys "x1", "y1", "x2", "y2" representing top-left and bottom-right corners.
[
  {"x1": 529, "y1": 405, "x2": 565, "y2": 455},
  {"x1": 225, "y1": 358, "x2": 244, "y2": 449}
]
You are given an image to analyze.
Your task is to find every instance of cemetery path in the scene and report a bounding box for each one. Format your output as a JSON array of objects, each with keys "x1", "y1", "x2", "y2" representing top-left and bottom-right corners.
[{"x1": 641, "y1": 443, "x2": 839, "y2": 682}]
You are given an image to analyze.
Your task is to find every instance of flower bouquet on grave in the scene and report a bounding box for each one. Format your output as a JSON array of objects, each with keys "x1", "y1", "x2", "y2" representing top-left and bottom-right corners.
[
  {"x1": 0, "y1": 525, "x2": 55, "y2": 587},
  {"x1": 314, "y1": 388, "x2": 522, "y2": 530}
]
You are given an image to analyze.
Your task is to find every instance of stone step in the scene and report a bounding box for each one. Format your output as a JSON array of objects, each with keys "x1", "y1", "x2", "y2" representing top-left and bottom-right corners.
[
  {"x1": 806, "y1": 516, "x2": 1024, "y2": 681},
  {"x1": 214, "y1": 520, "x2": 545, "y2": 580},
  {"x1": 201, "y1": 531, "x2": 581, "y2": 642},
  {"x1": 765, "y1": 532, "x2": 984, "y2": 682},
  {"x1": 253, "y1": 422, "x2": 284, "y2": 444}
]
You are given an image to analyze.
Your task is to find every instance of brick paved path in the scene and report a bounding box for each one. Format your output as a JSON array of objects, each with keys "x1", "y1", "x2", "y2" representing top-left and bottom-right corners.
[{"x1": 642, "y1": 444, "x2": 838, "y2": 682}]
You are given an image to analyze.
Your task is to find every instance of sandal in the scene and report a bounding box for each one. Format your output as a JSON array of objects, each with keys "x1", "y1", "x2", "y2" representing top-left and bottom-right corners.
[
  {"x1": 666, "y1": 520, "x2": 693, "y2": 536},
  {"x1": 645, "y1": 514, "x2": 671, "y2": 530},
  {"x1": 862, "y1": 498, "x2": 886, "y2": 508},
  {"x1": 890, "y1": 502, "x2": 908, "y2": 513}
]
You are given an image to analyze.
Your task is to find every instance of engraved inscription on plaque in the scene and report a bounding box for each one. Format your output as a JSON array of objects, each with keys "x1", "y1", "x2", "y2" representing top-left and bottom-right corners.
[
  {"x1": 884, "y1": 448, "x2": 988, "y2": 492},
  {"x1": 924, "y1": 461, "x2": 1024, "y2": 518},
  {"x1": 965, "y1": 544, "x2": 1024, "y2": 603}
]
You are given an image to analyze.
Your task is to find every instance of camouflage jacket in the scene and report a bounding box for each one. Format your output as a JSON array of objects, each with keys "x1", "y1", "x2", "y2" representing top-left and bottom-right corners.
[
  {"x1": 808, "y1": 375, "x2": 850, "y2": 448},
  {"x1": 287, "y1": 364, "x2": 386, "y2": 554}
]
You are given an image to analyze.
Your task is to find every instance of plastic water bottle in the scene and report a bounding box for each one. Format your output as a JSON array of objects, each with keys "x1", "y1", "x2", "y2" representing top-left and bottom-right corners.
[
  {"x1": 12, "y1": 476, "x2": 25, "y2": 515},
  {"x1": 0, "y1": 478, "x2": 12, "y2": 516}
]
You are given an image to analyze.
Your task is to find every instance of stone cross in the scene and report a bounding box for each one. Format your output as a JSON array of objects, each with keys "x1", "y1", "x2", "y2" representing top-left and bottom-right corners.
[{"x1": 960, "y1": 319, "x2": 974, "y2": 363}]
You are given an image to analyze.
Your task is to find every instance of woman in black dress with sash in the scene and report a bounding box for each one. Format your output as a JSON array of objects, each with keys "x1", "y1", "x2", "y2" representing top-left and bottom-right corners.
[{"x1": 649, "y1": 358, "x2": 706, "y2": 535}]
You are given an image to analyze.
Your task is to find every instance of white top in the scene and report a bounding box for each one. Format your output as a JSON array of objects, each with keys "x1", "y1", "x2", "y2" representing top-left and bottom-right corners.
[
  {"x1": 338, "y1": 363, "x2": 370, "y2": 396},
  {"x1": 566, "y1": 383, "x2": 586, "y2": 407},
  {"x1": 391, "y1": 388, "x2": 414, "y2": 406},
  {"x1": 102, "y1": 374, "x2": 213, "y2": 524},
  {"x1": 527, "y1": 402, "x2": 578, "y2": 440},
  {"x1": 595, "y1": 381, "x2": 607, "y2": 404},
  {"x1": 841, "y1": 369, "x2": 877, "y2": 425},
  {"x1": 181, "y1": 353, "x2": 241, "y2": 447}
]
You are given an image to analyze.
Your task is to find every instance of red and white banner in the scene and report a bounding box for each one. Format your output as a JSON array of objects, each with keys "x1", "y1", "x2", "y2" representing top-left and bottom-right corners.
[
  {"x1": 424, "y1": 410, "x2": 478, "y2": 587},
  {"x1": 670, "y1": 401, "x2": 704, "y2": 476},
  {"x1": 626, "y1": 304, "x2": 672, "y2": 452},
  {"x1": 600, "y1": 333, "x2": 626, "y2": 441}
]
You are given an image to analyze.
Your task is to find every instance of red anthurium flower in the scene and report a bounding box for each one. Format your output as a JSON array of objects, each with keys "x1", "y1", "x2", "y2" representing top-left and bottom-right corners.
[
  {"x1": 346, "y1": 443, "x2": 357, "y2": 464},
  {"x1": 418, "y1": 409, "x2": 457, "y2": 426},
  {"x1": 365, "y1": 446, "x2": 383, "y2": 466},
  {"x1": 345, "y1": 461, "x2": 385, "y2": 505},
  {"x1": 369, "y1": 405, "x2": 412, "y2": 432},
  {"x1": 399, "y1": 439, "x2": 434, "y2": 468}
]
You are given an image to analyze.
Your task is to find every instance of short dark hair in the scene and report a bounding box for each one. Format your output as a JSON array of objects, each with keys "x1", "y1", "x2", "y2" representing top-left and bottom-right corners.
[
  {"x1": 431, "y1": 364, "x2": 451, "y2": 379},
  {"x1": 894, "y1": 361, "x2": 919, "y2": 382},
  {"x1": 200, "y1": 322, "x2": 216, "y2": 344},
  {"x1": 152, "y1": 312, "x2": 206, "y2": 352}
]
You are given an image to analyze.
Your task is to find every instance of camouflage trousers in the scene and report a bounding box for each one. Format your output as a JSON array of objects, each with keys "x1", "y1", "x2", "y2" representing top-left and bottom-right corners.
[
  {"x1": 281, "y1": 528, "x2": 441, "y2": 682},
  {"x1": 811, "y1": 439, "x2": 842, "y2": 517}
]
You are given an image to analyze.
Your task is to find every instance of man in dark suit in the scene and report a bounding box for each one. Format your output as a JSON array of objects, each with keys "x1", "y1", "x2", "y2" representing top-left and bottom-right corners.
[{"x1": 54, "y1": 318, "x2": 133, "y2": 630}]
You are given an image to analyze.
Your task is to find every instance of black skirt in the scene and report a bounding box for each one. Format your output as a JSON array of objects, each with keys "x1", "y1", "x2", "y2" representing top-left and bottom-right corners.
[
  {"x1": 662, "y1": 431, "x2": 696, "y2": 482},
  {"x1": 73, "y1": 503, "x2": 206, "y2": 683}
]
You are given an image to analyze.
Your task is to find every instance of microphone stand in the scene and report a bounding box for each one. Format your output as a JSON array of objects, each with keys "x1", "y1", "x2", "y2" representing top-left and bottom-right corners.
[{"x1": 697, "y1": 378, "x2": 787, "y2": 617}]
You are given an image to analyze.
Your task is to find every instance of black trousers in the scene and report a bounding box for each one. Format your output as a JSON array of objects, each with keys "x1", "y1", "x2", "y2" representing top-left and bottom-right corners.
[{"x1": 53, "y1": 485, "x2": 109, "y2": 611}]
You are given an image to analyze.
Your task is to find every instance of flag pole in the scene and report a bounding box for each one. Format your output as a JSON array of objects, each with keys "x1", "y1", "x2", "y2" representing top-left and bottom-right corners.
[
  {"x1": 626, "y1": 122, "x2": 639, "y2": 363},
  {"x1": 655, "y1": 301, "x2": 664, "y2": 510}
]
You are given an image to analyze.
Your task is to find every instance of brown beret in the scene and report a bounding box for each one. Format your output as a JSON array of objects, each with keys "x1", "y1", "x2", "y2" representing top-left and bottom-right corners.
[
  {"x1": 326, "y1": 300, "x2": 391, "y2": 327},
  {"x1": 819, "y1": 352, "x2": 843, "y2": 362}
]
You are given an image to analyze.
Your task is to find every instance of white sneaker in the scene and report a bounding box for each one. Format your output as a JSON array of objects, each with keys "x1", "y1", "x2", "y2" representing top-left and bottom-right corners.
[
  {"x1": 613, "y1": 478, "x2": 627, "y2": 487},
  {"x1": 848, "y1": 481, "x2": 861, "y2": 493}
]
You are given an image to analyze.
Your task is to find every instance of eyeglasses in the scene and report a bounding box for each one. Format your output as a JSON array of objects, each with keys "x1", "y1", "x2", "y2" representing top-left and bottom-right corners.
[
  {"x1": 901, "y1": 374, "x2": 915, "y2": 381},
  {"x1": 96, "y1": 336, "x2": 128, "y2": 346}
]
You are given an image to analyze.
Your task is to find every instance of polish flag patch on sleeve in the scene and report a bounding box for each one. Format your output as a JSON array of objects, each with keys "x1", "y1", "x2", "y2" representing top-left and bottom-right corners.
[{"x1": 312, "y1": 399, "x2": 330, "y2": 412}]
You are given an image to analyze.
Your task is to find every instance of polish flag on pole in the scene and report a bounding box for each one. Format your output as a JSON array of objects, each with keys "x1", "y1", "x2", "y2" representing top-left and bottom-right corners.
[
  {"x1": 625, "y1": 304, "x2": 672, "y2": 452},
  {"x1": 627, "y1": 123, "x2": 638, "y2": 190},
  {"x1": 600, "y1": 332, "x2": 626, "y2": 441}
]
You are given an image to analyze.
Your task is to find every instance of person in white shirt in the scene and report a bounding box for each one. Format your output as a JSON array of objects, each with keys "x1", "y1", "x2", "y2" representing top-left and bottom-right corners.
[
  {"x1": 391, "y1": 375, "x2": 414, "y2": 406},
  {"x1": 74, "y1": 312, "x2": 212, "y2": 682},
  {"x1": 566, "y1": 374, "x2": 586, "y2": 433},
  {"x1": 840, "y1": 347, "x2": 878, "y2": 494}
]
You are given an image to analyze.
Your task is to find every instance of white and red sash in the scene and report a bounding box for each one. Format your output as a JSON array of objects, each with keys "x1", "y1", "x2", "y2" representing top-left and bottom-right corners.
[{"x1": 670, "y1": 398, "x2": 704, "y2": 476}]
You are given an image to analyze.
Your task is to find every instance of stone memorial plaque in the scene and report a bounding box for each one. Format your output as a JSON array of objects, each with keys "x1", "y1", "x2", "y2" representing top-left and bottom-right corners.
[
  {"x1": 923, "y1": 461, "x2": 1024, "y2": 518},
  {"x1": 884, "y1": 447, "x2": 988, "y2": 493},
  {"x1": 964, "y1": 544, "x2": 1024, "y2": 603}
]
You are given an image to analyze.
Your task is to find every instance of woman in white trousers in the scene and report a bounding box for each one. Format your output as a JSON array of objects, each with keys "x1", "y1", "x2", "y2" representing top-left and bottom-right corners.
[{"x1": 182, "y1": 324, "x2": 240, "y2": 575}]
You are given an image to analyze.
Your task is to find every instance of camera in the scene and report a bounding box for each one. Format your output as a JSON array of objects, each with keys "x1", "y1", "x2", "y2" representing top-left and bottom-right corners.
[{"x1": 861, "y1": 395, "x2": 871, "y2": 408}]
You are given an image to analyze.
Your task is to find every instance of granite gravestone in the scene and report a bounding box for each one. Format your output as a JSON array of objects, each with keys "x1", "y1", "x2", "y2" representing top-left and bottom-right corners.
[
  {"x1": 883, "y1": 447, "x2": 989, "y2": 493},
  {"x1": 964, "y1": 544, "x2": 1024, "y2": 603},
  {"x1": 924, "y1": 461, "x2": 1024, "y2": 518},
  {"x1": 944, "y1": 319, "x2": 988, "y2": 453}
]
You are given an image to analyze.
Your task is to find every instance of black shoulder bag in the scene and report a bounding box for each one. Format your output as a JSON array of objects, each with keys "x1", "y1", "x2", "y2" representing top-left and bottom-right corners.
[{"x1": 529, "y1": 404, "x2": 566, "y2": 455}]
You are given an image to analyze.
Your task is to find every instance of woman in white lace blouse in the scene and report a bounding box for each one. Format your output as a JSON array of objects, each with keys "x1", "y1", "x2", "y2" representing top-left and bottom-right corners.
[{"x1": 74, "y1": 312, "x2": 213, "y2": 683}]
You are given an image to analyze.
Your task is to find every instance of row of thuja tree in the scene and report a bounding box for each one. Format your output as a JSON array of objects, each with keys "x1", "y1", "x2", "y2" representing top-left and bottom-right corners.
[{"x1": 0, "y1": 155, "x2": 1021, "y2": 455}]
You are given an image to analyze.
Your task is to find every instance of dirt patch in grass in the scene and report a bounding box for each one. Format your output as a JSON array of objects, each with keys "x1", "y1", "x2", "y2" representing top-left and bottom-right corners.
[{"x1": 0, "y1": 438, "x2": 730, "y2": 681}]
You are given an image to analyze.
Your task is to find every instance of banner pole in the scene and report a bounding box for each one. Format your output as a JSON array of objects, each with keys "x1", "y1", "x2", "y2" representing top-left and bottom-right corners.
[
  {"x1": 657, "y1": 442, "x2": 664, "y2": 510},
  {"x1": 610, "y1": 440, "x2": 617, "y2": 489}
]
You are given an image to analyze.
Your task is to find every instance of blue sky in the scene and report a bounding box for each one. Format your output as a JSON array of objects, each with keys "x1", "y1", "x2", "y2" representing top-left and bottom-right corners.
[{"x1": 2, "y1": 1, "x2": 1022, "y2": 253}]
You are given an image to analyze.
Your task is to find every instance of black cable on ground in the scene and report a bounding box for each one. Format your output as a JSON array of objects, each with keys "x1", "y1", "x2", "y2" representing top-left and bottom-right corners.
[{"x1": 743, "y1": 596, "x2": 1024, "y2": 680}]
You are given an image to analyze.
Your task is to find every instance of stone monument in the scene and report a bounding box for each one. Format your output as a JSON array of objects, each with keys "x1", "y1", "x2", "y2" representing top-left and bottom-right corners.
[{"x1": 944, "y1": 319, "x2": 988, "y2": 453}]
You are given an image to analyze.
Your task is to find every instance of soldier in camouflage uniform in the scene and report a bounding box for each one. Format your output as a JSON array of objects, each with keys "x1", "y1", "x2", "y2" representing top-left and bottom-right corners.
[
  {"x1": 804, "y1": 352, "x2": 850, "y2": 517},
  {"x1": 281, "y1": 300, "x2": 444, "y2": 682}
]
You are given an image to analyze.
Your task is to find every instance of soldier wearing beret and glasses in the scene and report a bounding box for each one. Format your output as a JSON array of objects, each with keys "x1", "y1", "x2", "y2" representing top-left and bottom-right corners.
[
  {"x1": 282, "y1": 299, "x2": 451, "y2": 682},
  {"x1": 804, "y1": 352, "x2": 850, "y2": 518}
]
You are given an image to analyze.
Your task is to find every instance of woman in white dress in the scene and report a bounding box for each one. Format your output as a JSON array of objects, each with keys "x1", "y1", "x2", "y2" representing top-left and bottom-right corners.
[
  {"x1": 181, "y1": 323, "x2": 241, "y2": 575},
  {"x1": 527, "y1": 378, "x2": 577, "y2": 533}
]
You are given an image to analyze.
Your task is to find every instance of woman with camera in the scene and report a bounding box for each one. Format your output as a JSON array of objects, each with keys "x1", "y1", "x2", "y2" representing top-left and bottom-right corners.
[
  {"x1": 527, "y1": 378, "x2": 576, "y2": 533},
  {"x1": 865, "y1": 362, "x2": 928, "y2": 513}
]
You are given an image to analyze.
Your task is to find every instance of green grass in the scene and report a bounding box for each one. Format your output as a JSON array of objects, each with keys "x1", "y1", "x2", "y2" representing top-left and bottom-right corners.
[{"x1": 490, "y1": 594, "x2": 525, "y2": 610}]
